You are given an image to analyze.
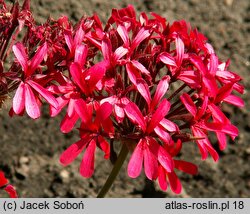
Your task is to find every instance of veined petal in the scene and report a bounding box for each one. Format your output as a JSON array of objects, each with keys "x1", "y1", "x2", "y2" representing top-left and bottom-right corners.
[
  {"x1": 13, "y1": 81, "x2": 25, "y2": 115},
  {"x1": 209, "y1": 53, "x2": 218, "y2": 76},
  {"x1": 74, "y1": 44, "x2": 88, "y2": 67},
  {"x1": 114, "y1": 104, "x2": 125, "y2": 123},
  {"x1": 117, "y1": 25, "x2": 130, "y2": 47},
  {"x1": 101, "y1": 36, "x2": 112, "y2": 61},
  {"x1": 64, "y1": 30, "x2": 74, "y2": 53},
  {"x1": 147, "y1": 99, "x2": 170, "y2": 133},
  {"x1": 127, "y1": 139, "x2": 144, "y2": 178},
  {"x1": 175, "y1": 37, "x2": 184, "y2": 67},
  {"x1": 159, "y1": 118, "x2": 178, "y2": 132},
  {"x1": 154, "y1": 126, "x2": 171, "y2": 145},
  {"x1": 136, "y1": 78, "x2": 151, "y2": 107},
  {"x1": 24, "y1": 84, "x2": 40, "y2": 119},
  {"x1": 27, "y1": 80, "x2": 58, "y2": 108},
  {"x1": 12, "y1": 42, "x2": 28, "y2": 72},
  {"x1": 151, "y1": 76, "x2": 169, "y2": 110},
  {"x1": 74, "y1": 26, "x2": 85, "y2": 46},
  {"x1": 114, "y1": 46, "x2": 128, "y2": 61},
  {"x1": 126, "y1": 63, "x2": 140, "y2": 85},
  {"x1": 29, "y1": 42, "x2": 47, "y2": 75},
  {"x1": 159, "y1": 52, "x2": 176, "y2": 67},
  {"x1": 131, "y1": 60, "x2": 150, "y2": 76},
  {"x1": 223, "y1": 95, "x2": 244, "y2": 107},
  {"x1": 180, "y1": 93, "x2": 197, "y2": 117},
  {"x1": 60, "y1": 139, "x2": 87, "y2": 166},
  {"x1": 80, "y1": 139, "x2": 96, "y2": 178},
  {"x1": 178, "y1": 70, "x2": 200, "y2": 87},
  {"x1": 131, "y1": 27, "x2": 150, "y2": 51},
  {"x1": 124, "y1": 102, "x2": 146, "y2": 132}
]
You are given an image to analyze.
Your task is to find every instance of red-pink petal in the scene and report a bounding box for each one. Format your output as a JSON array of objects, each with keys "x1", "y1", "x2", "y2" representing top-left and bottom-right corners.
[
  {"x1": 13, "y1": 81, "x2": 25, "y2": 115},
  {"x1": 29, "y1": 42, "x2": 47, "y2": 75},
  {"x1": 174, "y1": 160, "x2": 198, "y2": 175},
  {"x1": 154, "y1": 126, "x2": 171, "y2": 145},
  {"x1": 27, "y1": 80, "x2": 58, "y2": 108},
  {"x1": 74, "y1": 44, "x2": 88, "y2": 67},
  {"x1": 0, "y1": 171, "x2": 8, "y2": 187},
  {"x1": 157, "y1": 146, "x2": 174, "y2": 173},
  {"x1": 151, "y1": 76, "x2": 169, "y2": 110},
  {"x1": 24, "y1": 84, "x2": 40, "y2": 119},
  {"x1": 114, "y1": 104, "x2": 125, "y2": 122},
  {"x1": 60, "y1": 139, "x2": 87, "y2": 165},
  {"x1": 70, "y1": 63, "x2": 85, "y2": 92},
  {"x1": 158, "y1": 165, "x2": 168, "y2": 191},
  {"x1": 126, "y1": 63, "x2": 140, "y2": 85},
  {"x1": 85, "y1": 61, "x2": 107, "y2": 91},
  {"x1": 168, "y1": 171, "x2": 182, "y2": 194},
  {"x1": 50, "y1": 96, "x2": 69, "y2": 117},
  {"x1": 117, "y1": 25, "x2": 130, "y2": 47},
  {"x1": 114, "y1": 46, "x2": 128, "y2": 61},
  {"x1": 74, "y1": 26, "x2": 85, "y2": 46},
  {"x1": 180, "y1": 93, "x2": 197, "y2": 117},
  {"x1": 101, "y1": 36, "x2": 112, "y2": 61},
  {"x1": 64, "y1": 30, "x2": 74, "y2": 53},
  {"x1": 60, "y1": 111, "x2": 79, "y2": 133},
  {"x1": 159, "y1": 52, "x2": 176, "y2": 67},
  {"x1": 175, "y1": 37, "x2": 184, "y2": 66},
  {"x1": 131, "y1": 27, "x2": 150, "y2": 51},
  {"x1": 73, "y1": 98, "x2": 90, "y2": 123},
  {"x1": 97, "y1": 136, "x2": 110, "y2": 159},
  {"x1": 80, "y1": 139, "x2": 96, "y2": 178},
  {"x1": 124, "y1": 102, "x2": 146, "y2": 132},
  {"x1": 4, "y1": 185, "x2": 18, "y2": 198},
  {"x1": 216, "y1": 132, "x2": 227, "y2": 150},
  {"x1": 131, "y1": 60, "x2": 150, "y2": 76},
  {"x1": 127, "y1": 139, "x2": 144, "y2": 178},
  {"x1": 95, "y1": 102, "x2": 113, "y2": 126},
  {"x1": 147, "y1": 99, "x2": 170, "y2": 133},
  {"x1": 12, "y1": 42, "x2": 28, "y2": 72},
  {"x1": 143, "y1": 142, "x2": 158, "y2": 180},
  {"x1": 224, "y1": 95, "x2": 244, "y2": 107},
  {"x1": 136, "y1": 78, "x2": 151, "y2": 107},
  {"x1": 159, "y1": 118, "x2": 178, "y2": 132}
]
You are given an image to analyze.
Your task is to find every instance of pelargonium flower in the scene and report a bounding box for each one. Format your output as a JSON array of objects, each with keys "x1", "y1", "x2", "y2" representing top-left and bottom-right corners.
[
  {"x1": 11, "y1": 42, "x2": 58, "y2": 119},
  {"x1": 3, "y1": 2, "x2": 244, "y2": 197}
]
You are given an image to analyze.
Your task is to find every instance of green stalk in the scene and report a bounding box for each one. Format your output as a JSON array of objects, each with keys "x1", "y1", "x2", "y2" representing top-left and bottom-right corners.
[{"x1": 97, "y1": 143, "x2": 129, "y2": 198}]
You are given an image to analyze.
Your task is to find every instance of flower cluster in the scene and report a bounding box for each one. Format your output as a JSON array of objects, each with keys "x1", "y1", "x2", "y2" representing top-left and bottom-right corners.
[{"x1": 1, "y1": 1, "x2": 244, "y2": 194}]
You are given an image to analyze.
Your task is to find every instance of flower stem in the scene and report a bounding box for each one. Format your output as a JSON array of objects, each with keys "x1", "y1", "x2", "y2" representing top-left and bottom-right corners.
[{"x1": 97, "y1": 142, "x2": 129, "y2": 198}]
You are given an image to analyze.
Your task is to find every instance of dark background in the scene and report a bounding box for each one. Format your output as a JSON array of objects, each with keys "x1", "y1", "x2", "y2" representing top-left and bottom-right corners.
[{"x1": 0, "y1": 0, "x2": 249, "y2": 197}]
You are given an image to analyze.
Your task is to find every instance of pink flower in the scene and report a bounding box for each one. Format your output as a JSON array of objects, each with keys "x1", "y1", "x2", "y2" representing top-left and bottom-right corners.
[
  {"x1": 12, "y1": 42, "x2": 58, "y2": 119},
  {"x1": 60, "y1": 102, "x2": 113, "y2": 177}
]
